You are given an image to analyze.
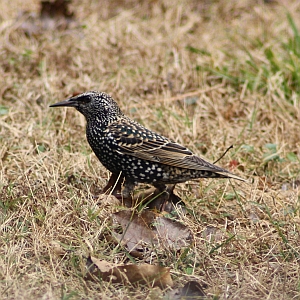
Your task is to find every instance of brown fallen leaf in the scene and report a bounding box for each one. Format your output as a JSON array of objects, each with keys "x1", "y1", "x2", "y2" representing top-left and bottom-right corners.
[
  {"x1": 155, "y1": 216, "x2": 192, "y2": 248},
  {"x1": 112, "y1": 210, "x2": 156, "y2": 255},
  {"x1": 41, "y1": 0, "x2": 74, "y2": 23},
  {"x1": 86, "y1": 256, "x2": 173, "y2": 289},
  {"x1": 18, "y1": 0, "x2": 75, "y2": 36},
  {"x1": 111, "y1": 210, "x2": 193, "y2": 256}
]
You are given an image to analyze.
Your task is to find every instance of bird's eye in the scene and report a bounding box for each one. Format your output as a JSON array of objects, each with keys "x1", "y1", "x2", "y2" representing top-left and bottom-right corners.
[{"x1": 79, "y1": 95, "x2": 91, "y2": 104}]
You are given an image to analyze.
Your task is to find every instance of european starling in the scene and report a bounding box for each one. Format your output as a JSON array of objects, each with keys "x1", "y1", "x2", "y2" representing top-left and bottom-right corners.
[{"x1": 50, "y1": 91, "x2": 245, "y2": 197}]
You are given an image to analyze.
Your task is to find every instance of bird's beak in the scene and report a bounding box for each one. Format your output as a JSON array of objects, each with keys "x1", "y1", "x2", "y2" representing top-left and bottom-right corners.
[{"x1": 49, "y1": 97, "x2": 79, "y2": 108}]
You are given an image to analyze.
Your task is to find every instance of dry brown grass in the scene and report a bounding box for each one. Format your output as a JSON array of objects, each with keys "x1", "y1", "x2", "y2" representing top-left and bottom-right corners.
[{"x1": 1, "y1": 0, "x2": 300, "y2": 299}]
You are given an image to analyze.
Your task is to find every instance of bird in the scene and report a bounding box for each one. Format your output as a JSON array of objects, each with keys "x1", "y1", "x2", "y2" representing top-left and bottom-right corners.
[{"x1": 50, "y1": 91, "x2": 245, "y2": 199}]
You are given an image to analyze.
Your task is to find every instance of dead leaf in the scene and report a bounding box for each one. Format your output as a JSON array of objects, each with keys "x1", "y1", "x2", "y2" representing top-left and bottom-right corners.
[
  {"x1": 41, "y1": 0, "x2": 74, "y2": 20},
  {"x1": 112, "y1": 210, "x2": 193, "y2": 256},
  {"x1": 87, "y1": 256, "x2": 113, "y2": 273},
  {"x1": 40, "y1": 0, "x2": 74, "y2": 31},
  {"x1": 155, "y1": 216, "x2": 192, "y2": 248},
  {"x1": 86, "y1": 256, "x2": 173, "y2": 288},
  {"x1": 18, "y1": 0, "x2": 75, "y2": 35},
  {"x1": 112, "y1": 210, "x2": 156, "y2": 255}
]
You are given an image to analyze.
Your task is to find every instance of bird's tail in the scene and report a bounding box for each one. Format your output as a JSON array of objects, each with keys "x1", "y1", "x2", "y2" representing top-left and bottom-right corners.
[{"x1": 214, "y1": 170, "x2": 247, "y2": 182}]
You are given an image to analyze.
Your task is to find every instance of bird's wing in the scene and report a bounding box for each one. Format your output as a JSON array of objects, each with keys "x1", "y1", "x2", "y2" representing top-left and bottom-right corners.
[{"x1": 106, "y1": 119, "x2": 233, "y2": 174}]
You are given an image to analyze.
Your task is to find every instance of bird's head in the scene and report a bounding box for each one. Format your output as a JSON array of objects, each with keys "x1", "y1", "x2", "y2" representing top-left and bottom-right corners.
[{"x1": 50, "y1": 91, "x2": 123, "y2": 124}]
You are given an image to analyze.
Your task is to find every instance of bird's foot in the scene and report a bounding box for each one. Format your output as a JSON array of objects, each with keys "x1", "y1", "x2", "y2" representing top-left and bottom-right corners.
[
  {"x1": 153, "y1": 184, "x2": 183, "y2": 212},
  {"x1": 101, "y1": 173, "x2": 124, "y2": 195},
  {"x1": 98, "y1": 175, "x2": 183, "y2": 212},
  {"x1": 133, "y1": 184, "x2": 184, "y2": 213},
  {"x1": 93, "y1": 173, "x2": 126, "y2": 201}
]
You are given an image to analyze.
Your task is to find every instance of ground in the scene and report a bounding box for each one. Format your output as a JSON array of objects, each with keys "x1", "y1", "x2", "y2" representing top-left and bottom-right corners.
[{"x1": 0, "y1": 0, "x2": 300, "y2": 299}]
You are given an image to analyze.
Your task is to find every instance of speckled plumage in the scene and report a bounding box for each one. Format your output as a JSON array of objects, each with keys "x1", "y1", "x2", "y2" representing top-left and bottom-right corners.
[{"x1": 50, "y1": 91, "x2": 245, "y2": 196}]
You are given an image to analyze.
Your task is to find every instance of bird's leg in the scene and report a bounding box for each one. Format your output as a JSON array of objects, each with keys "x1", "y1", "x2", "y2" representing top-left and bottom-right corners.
[
  {"x1": 122, "y1": 179, "x2": 136, "y2": 198},
  {"x1": 102, "y1": 173, "x2": 134, "y2": 207},
  {"x1": 163, "y1": 184, "x2": 183, "y2": 209},
  {"x1": 101, "y1": 172, "x2": 124, "y2": 196},
  {"x1": 153, "y1": 183, "x2": 168, "y2": 194},
  {"x1": 151, "y1": 183, "x2": 182, "y2": 212},
  {"x1": 116, "y1": 178, "x2": 135, "y2": 207},
  {"x1": 151, "y1": 183, "x2": 169, "y2": 211}
]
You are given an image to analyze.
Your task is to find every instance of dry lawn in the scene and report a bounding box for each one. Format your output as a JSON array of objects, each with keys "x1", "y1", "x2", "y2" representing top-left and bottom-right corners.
[{"x1": 1, "y1": 0, "x2": 300, "y2": 299}]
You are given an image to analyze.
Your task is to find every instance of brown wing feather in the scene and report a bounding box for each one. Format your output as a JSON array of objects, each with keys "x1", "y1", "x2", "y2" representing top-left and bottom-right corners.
[{"x1": 108, "y1": 119, "x2": 227, "y2": 173}]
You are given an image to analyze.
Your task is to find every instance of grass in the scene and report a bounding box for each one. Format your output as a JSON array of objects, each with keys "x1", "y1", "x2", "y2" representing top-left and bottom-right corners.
[{"x1": 1, "y1": 0, "x2": 300, "y2": 299}]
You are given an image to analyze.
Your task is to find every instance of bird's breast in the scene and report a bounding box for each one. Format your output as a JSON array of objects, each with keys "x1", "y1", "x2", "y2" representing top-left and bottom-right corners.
[{"x1": 86, "y1": 126, "x2": 116, "y2": 169}]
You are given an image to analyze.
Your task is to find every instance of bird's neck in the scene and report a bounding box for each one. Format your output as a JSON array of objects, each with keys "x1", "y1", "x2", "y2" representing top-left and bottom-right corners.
[{"x1": 86, "y1": 113, "x2": 123, "y2": 132}]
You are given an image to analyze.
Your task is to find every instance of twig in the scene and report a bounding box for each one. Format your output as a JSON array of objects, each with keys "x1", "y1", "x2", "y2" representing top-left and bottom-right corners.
[{"x1": 213, "y1": 145, "x2": 233, "y2": 164}]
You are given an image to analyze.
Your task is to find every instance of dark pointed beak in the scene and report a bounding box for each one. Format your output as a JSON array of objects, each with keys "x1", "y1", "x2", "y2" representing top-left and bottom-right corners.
[{"x1": 49, "y1": 97, "x2": 78, "y2": 108}]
